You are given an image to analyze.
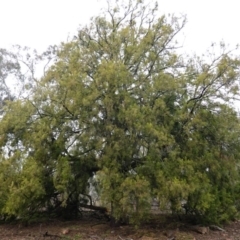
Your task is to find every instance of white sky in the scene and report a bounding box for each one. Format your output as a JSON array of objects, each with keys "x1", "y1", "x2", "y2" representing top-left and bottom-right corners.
[{"x1": 0, "y1": 0, "x2": 239, "y2": 55}]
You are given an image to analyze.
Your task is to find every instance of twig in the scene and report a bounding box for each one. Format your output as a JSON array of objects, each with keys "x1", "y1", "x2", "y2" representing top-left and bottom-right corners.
[
  {"x1": 118, "y1": 236, "x2": 133, "y2": 240},
  {"x1": 209, "y1": 225, "x2": 226, "y2": 232}
]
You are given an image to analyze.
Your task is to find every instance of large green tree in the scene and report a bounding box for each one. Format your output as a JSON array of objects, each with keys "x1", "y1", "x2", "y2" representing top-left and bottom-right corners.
[{"x1": 0, "y1": 0, "x2": 240, "y2": 224}]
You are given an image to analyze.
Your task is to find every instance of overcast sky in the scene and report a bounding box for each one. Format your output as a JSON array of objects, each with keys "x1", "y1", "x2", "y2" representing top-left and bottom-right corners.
[{"x1": 0, "y1": 0, "x2": 239, "y2": 55}]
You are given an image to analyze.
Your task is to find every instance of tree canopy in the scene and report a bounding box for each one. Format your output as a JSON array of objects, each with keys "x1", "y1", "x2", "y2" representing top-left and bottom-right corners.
[{"x1": 0, "y1": 0, "x2": 240, "y2": 224}]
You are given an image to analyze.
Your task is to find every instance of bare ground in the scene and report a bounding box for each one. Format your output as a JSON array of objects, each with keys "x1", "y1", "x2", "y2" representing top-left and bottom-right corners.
[{"x1": 0, "y1": 214, "x2": 240, "y2": 240}]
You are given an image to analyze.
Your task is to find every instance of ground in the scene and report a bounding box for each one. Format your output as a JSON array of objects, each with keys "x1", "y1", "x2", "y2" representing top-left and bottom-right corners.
[{"x1": 0, "y1": 214, "x2": 240, "y2": 240}]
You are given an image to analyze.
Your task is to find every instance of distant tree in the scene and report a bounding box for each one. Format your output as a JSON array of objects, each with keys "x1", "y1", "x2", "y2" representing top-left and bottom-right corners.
[
  {"x1": 0, "y1": 0, "x2": 240, "y2": 224},
  {"x1": 0, "y1": 48, "x2": 20, "y2": 109}
]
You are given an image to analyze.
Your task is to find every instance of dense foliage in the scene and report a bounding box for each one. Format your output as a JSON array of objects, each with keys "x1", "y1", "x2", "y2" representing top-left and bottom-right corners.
[{"x1": 0, "y1": 0, "x2": 240, "y2": 224}]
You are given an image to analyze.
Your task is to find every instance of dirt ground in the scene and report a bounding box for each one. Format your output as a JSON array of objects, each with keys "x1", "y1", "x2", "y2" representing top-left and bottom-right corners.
[{"x1": 0, "y1": 214, "x2": 240, "y2": 240}]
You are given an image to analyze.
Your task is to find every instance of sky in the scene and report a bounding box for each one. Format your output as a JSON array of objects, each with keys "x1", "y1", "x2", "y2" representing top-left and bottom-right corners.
[{"x1": 0, "y1": 0, "x2": 239, "y2": 55}]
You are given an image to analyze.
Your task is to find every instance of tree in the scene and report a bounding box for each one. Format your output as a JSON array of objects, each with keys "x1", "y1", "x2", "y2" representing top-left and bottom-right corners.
[
  {"x1": 0, "y1": 0, "x2": 240, "y2": 224},
  {"x1": 0, "y1": 48, "x2": 20, "y2": 110}
]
